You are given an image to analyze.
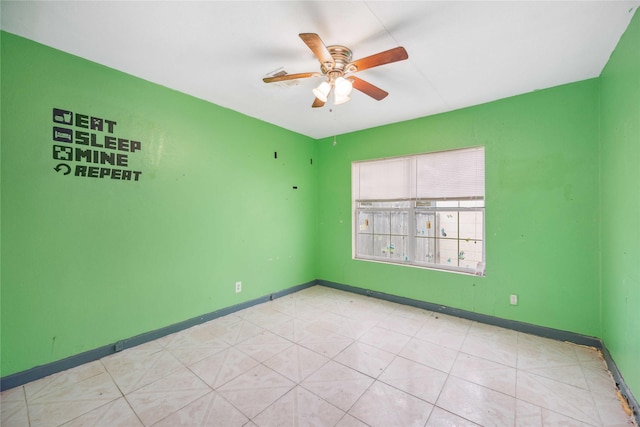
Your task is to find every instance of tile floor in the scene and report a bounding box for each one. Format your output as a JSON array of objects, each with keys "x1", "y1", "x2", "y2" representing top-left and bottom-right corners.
[{"x1": 1, "y1": 285, "x2": 637, "y2": 427}]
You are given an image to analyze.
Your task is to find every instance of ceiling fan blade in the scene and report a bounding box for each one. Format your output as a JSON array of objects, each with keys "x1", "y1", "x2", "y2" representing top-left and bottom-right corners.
[
  {"x1": 263, "y1": 72, "x2": 319, "y2": 83},
  {"x1": 350, "y1": 77, "x2": 388, "y2": 101},
  {"x1": 299, "y1": 33, "x2": 334, "y2": 66},
  {"x1": 349, "y1": 46, "x2": 408, "y2": 72},
  {"x1": 312, "y1": 97, "x2": 325, "y2": 108}
]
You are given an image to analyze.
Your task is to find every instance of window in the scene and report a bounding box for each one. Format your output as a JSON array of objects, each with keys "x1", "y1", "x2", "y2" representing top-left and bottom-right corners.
[{"x1": 352, "y1": 147, "x2": 485, "y2": 275}]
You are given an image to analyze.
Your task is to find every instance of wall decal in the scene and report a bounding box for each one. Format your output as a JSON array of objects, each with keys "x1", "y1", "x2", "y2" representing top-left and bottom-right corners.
[
  {"x1": 53, "y1": 163, "x2": 71, "y2": 175},
  {"x1": 51, "y1": 108, "x2": 143, "y2": 181}
]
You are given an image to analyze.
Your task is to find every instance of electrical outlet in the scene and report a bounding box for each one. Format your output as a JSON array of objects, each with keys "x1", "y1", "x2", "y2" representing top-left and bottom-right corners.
[
  {"x1": 235, "y1": 281, "x2": 242, "y2": 293},
  {"x1": 510, "y1": 294, "x2": 518, "y2": 305}
]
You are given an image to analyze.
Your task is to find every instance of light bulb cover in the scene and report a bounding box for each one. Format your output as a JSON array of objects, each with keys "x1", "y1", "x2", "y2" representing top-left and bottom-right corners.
[
  {"x1": 312, "y1": 82, "x2": 331, "y2": 102},
  {"x1": 334, "y1": 77, "x2": 353, "y2": 96},
  {"x1": 334, "y1": 93, "x2": 351, "y2": 105}
]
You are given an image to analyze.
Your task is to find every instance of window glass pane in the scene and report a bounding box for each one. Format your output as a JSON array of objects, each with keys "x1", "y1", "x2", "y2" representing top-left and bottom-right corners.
[
  {"x1": 373, "y1": 212, "x2": 390, "y2": 234},
  {"x1": 357, "y1": 233, "x2": 374, "y2": 257},
  {"x1": 358, "y1": 211, "x2": 373, "y2": 233},
  {"x1": 415, "y1": 237, "x2": 435, "y2": 264},
  {"x1": 374, "y1": 235, "x2": 391, "y2": 258},
  {"x1": 415, "y1": 212, "x2": 436, "y2": 237},
  {"x1": 436, "y1": 238, "x2": 459, "y2": 267},
  {"x1": 438, "y1": 211, "x2": 458, "y2": 239},
  {"x1": 459, "y1": 211, "x2": 484, "y2": 241},
  {"x1": 390, "y1": 211, "x2": 408, "y2": 235},
  {"x1": 459, "y1": 239, "x2": 483, "y2": 269},
  {"x1": 390, "y1": 235, "x2": 407, "y2": 261}
]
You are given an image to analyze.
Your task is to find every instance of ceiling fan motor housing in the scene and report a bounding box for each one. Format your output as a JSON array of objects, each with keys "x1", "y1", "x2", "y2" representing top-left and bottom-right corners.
[{"x1": 322, "y1": 45, "x2": 354, "y2": 77}]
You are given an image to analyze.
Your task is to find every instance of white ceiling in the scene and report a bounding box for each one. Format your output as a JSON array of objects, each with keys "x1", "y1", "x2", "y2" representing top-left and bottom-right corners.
[{"x1": 2, "y1": 1, "x2": 638, "y2": 139}]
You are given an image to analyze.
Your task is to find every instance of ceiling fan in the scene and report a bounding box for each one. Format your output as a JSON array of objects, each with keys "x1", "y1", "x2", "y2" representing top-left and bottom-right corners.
[{"x1": 263, "y1": 33, "x2": 408, "y2": 108}]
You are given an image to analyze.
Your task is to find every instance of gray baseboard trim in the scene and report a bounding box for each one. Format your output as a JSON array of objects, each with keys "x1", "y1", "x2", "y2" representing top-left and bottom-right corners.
[
  {"x1": 600, "y1": 345, "x2": 640, "y2": 424},
  {"x1": 317, "y1": 280, "x2": 602, "y2": 347},
  {"x1": 317, "y1": 279, "x2": 639, "y2": 425},
  {"x1": 0, "y1": 280, "x2": 315, "y2": 391}
]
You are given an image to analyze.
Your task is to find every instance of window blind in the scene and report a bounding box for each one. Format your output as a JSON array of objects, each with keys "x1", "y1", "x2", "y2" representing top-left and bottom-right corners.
[
  {"x1": 353, "y1": 147, "x2": 484, "y2": 201},
  {"x1": 353, "y1": 157, "x2": 413, "y2": 200},
  {"x1": 415, "y1": 147, "x2": 484, "y2": 199}
]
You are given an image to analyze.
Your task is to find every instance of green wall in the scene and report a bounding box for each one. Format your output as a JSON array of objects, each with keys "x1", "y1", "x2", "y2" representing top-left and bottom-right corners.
[
  {"x1": 317, "y1": 79, "x2": 601, "y2": 337},
  {"x1": 600, "y1": 8, "x2": 640, "y2": 400},
  {"x1": 0, "y1": 32, "x2": 317, "y2": 377}
]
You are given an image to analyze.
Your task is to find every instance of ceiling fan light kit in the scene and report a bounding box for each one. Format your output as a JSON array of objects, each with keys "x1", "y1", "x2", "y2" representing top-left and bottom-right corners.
[
  {"x1": 263, "y1": 33, "x2": 408, "y2": 108},
  {"x1": 315, "y1": 75, "x2": 353, "y2": 105},
  {"x1": 334, "y1": 77, "x2": 353, "y2": 96},
  {"x1": 312, "y1": 81, "x2": 331, "y2": 102},
  {"x1": 333, "y1": 93, "x2": 351, "y2": 106}
]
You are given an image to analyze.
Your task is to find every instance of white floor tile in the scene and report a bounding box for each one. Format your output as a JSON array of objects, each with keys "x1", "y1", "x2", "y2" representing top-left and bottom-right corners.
[
  {"x1": 300, "y1": 360, "x2": 374, "y2": 412},
  {"x1": 451, "y1": 352, "x2": 517, "y2": 396},
  {"x1": 515, "y1": 398, "x2": 592, "y2": 427},
  {"x1": 348, "y1": 380, "x2": 434, "y2": 427},
  {"x1": 516, "y1": 370, "x2": 601, "y2": 425},
  {"x1": 375, "y1": 312, "x2": 424, "y2": 336},
  {"x1": 25, "y1": 361, "x2": 122, "y2": 427},
  {"x1": 152, "y1": 391, "x2": 248, "y2": 426},
  {"x1": 124, "y1": 367, "x2": 210, "y2": 426},
  {"x1": 188, "y1": 347, "x2": 260, "y2": 389},
  {"x1": 235, "y1": 329, "x2": 293, "y2": 362},
  {"x1": 400, "y1": 337, "x2": 459, "y2": 373},
  {"x1": 207, "y1": 318, "x2": 265, "y2": 345},
  {"x1": 461, "y1": 323, "x2": 518, "y2": 368},
  {"x1": 379, "y1": 356, "x2": 448, "y2": 404},
  {"x1": 334, "y1": 341, "x2": 395, "y2": 378},
  {"x1": 359, "y1": 325, "x2": 411, "y2": 354},
  {"x1": 216, "y1": 364, "x2": 295, "y2": 418},
  {"x1": 61, "y1": 397, "x2": 142, "y2": 427},
  {"x1": 252, "y1": 385, "x2": 345, "y2": 426},
  {"x1": 335, "y1": 413, "x2": 370, "y2": 427},
  {"x1": 5, "y1": 285, "x2": 636, "y2": 427},
  {"x1": 298, "y1": 330, "x2": 354, "y2": 359},
  {"x1": 426, "y1": 406, "x2": 481, "y2": 426},
  {"x1": 592, "y1": 391, "x2": 636, "y2": 427},
  {"x1": 517, "y1": 333, "x2": 581, "y2": 371},
  {"x1": 415, "y1": 313, "x2": 471, "y2": 350},
  {"x1": 263, "y1": 344, "x2": 329, "y2": 383},
  {"x1": 437, "y1": 376, "x2": 516, "y2": 426},
  {"x1": 0, "y1": 386, "x2": 29, "y2": 427},
  {"x1": 163, "y1": 324, "x2": 230, "y2": 366},
  {"x1": 101, "y1": 342, "x2": 183, "y2": 394}
]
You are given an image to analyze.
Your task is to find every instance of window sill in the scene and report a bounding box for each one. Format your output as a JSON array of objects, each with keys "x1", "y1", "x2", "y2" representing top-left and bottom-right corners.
[{"x1": 353, "y1": 256, "x2": 486, "y2": 277}]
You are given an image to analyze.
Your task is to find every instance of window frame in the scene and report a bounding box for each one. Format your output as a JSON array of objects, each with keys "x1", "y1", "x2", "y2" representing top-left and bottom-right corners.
[{"x1": 352, "y1": 147, "x2": 485, "y2": 276}]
